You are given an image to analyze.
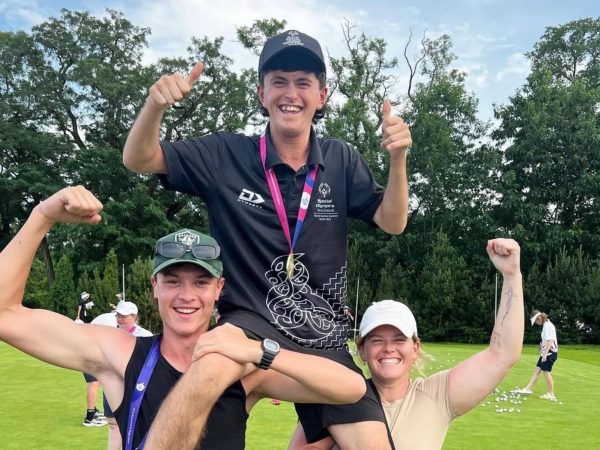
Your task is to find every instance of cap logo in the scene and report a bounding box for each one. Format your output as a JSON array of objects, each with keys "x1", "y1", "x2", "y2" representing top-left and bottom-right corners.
[
  {"x1": 174, "y1": 230, "x2": 199, "y2": 247},
  {"x1": 283, "y1": 30, "x2": 304, "y2": 47}
]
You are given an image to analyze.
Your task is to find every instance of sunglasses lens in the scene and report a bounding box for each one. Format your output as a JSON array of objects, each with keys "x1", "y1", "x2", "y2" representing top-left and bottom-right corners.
[
  {"x1": 191, "y1": 245, "x2": 219, "y2": 259},
  {"x1": 158, "y1": 242, "x2": 186, "y2": 258}
]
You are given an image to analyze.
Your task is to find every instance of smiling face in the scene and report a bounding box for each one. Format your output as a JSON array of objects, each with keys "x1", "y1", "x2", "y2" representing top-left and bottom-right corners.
[
  {"x1": 151, "y1": 263, "x2": 224, "y2": 339},
  {"x1": 257, "y1": 70, "x2": 327, "y2": 141},
  {"x1": 358, "y1": 325, "x2": 420, "y2": 385}
]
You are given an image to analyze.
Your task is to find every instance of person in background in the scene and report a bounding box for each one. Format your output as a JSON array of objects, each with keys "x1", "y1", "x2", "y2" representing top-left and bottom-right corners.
[
  {"x1": 75, "y1": 291, "x2": 107, "y2": 426},
  {"x1": 516, "y1": 310, "x2": 559, "y2": 401},
  {"x1": 75, "y1": 291, "x2": 94, "y2": 323},
  {"x1": 115, "y1": 301, "x2": 152, "y2": 337}
]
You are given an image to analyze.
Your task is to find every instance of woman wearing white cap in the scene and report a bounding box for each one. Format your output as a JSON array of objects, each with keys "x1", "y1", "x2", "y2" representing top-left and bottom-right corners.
[
  {"x1": 516, "y1": 310, "x2": 558, "y2": 401},
  {"x1": 115, "y1": 301, "x2": 152, "y2": 337},
  {"x1": 291, "y1": 238, "x2": 524, "y2": 450}
]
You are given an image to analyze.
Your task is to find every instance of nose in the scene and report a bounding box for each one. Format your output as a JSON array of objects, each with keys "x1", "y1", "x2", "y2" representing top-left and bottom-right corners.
[
  {"x1": 177, "y1": 281, "x2": 196, "y2": 301},
  {"x1": 382, "y1": 341, "x2": 394, "y2": 352},
  {"x1": 284, "y1": 83, "x2": 298, "y2": 100}
]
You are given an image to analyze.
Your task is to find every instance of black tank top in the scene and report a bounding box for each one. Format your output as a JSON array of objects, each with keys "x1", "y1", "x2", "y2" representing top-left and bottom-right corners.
[{"x1": 114, "y1": 336, "x2": 248, "y2": 449}]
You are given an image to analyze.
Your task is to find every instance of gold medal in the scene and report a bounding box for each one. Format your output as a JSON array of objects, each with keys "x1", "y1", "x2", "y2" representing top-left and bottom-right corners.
[{"x1": 286, "y1": 252, "x2": 295, "y2": 279}]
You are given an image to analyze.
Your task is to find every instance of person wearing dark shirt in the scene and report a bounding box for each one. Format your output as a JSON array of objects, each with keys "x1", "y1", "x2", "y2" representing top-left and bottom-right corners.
[{"x1": 124, "y1": 29, "x2": 411, "y2": 449}]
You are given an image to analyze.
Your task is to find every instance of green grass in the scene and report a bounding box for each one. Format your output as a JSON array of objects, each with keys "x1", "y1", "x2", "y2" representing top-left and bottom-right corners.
[{"x1": 1, "y1": 341, "x2": 599, "y2": 449}]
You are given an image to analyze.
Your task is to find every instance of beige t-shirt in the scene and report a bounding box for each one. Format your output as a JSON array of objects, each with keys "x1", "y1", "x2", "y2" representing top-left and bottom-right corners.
[{"x1": 381, "y1": 370, "x2": 456, "y2": 450}]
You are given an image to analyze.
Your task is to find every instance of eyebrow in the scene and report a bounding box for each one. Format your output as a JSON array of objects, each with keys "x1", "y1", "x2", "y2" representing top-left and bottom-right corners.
[
  {"x1": 270, "y1": 74, "x2": 314, "y2": 83},
  {"x1": 368, "y1": 333, "x2": 407, "y2": 340}
]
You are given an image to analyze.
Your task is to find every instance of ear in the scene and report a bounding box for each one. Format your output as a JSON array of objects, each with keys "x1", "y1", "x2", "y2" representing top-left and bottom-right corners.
[
  {"x1": 412, "y1": 339, "x2": 421, "y2": 360},
  {"x1": 257, "y1": 84, "x2": 265, "y2": 106},
  {"x1": 216, "y1": 276, "x2": 225, "y2": 297},
  {"x1": 318, "y1": 85, "x2": 328, "y2": 108},
  {"x1": 357, "y1": 343, "x2": 366, "y2": 363},
  {"x1": 150, "y1": 276, "x2": 158, "y2": 295}
]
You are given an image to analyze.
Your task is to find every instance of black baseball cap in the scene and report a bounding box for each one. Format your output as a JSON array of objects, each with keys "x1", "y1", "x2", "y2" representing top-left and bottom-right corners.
[{"x1": 258, "y1": 30, "x2": 326, "y2": 74}]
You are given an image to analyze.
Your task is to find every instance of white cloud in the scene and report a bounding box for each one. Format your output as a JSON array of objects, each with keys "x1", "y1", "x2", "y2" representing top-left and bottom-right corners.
[
  {"x1": 117, "y1": 0, "x2": 358, "y2": 68},
  {"x1": 497, "y1": 53, "x2": 530, "y2": 81},
  {"x1": 0, "y1": 0, "x2": 47, "y2": 29}
]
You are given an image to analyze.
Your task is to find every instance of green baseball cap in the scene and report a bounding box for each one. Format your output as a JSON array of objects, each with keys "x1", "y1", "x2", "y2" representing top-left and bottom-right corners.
[{"x1": 152, "y1": 229, "x2": 223, "y2": 278}]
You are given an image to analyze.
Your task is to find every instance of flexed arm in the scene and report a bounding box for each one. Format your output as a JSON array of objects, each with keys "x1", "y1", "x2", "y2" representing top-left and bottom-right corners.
[
  {"x1": 0, "y1": 187, "x2": 109, "y2": 371},
  {"x1": 122, "y1": 62, "x2": 204, "y2": 173},
  {"x1": 448, "y1": 238, "x2": 524, "y2": 416}
]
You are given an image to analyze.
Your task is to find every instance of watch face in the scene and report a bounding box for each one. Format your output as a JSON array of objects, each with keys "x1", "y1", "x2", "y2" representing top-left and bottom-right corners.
[{"x1": 264, "y1": 339, "x2": 280, "y2": 352}]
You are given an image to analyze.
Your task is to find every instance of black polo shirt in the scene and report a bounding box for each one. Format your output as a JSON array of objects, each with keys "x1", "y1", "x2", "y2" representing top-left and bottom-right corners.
[{"x1": 159, "y1": 126, "x2": 383, "y2": 350}]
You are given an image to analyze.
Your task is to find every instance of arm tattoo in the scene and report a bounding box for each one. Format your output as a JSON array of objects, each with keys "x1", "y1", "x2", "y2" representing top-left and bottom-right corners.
[
  {"x1": 500, "y1": 287, "x2": 513, "y2": 327},
  {"x1": 492, "y1": 331, "x2": 501, "y2": 349}
]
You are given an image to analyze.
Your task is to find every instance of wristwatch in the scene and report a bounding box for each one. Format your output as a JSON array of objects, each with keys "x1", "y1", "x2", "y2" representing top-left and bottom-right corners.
[{"x1": 257, "y1": 338, "x2": 280, "y2": 370}]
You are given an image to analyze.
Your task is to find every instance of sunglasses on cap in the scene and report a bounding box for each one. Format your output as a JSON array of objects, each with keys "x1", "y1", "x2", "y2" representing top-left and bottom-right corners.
[{"x1": 155, "y1": 242, "x2": 220, "y2": 260}]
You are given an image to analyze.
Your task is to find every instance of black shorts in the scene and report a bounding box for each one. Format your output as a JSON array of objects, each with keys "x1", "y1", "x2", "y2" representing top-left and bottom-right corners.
[
  {"x1": 221, "y1": 311, "x2": 389, "y2": 444},
  {"x1": 536, "y1": 352, "x2": 558, "y2": 372},
  {"x1": 83, "y1": 372, "x2": 97, "y2": 383}
]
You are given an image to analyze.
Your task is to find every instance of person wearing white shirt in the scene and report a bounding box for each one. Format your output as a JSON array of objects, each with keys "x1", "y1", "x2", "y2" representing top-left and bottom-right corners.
[{"x1": 517, "y1": 310, "x2": 559, "y2": 401}]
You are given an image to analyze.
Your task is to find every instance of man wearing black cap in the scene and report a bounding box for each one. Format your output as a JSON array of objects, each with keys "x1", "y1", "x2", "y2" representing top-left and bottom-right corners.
[
  {"x1": 124, "y1": 29, "x2": 410, "y2": 449},
  {"x1": 0, "y1": 186, "x2": 365, "y2": 450}
]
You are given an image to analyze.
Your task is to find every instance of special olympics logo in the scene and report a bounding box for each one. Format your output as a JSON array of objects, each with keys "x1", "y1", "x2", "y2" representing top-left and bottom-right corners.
[{"x1": 318, "y1": 183, "x2": 331, "y2": 198}]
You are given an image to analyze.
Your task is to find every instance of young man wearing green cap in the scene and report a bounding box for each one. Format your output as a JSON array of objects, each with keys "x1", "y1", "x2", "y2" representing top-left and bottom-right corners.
[
  {"x1": 0, "y1": 186, "x2": 365, "y2": 450},
  {"x1": 124, "y1": 29, "x2": 411, "y2": 449}
]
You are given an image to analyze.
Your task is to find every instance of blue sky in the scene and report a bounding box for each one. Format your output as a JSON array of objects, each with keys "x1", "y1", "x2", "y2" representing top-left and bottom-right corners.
[{"x1": 0, "y1": 0, "x2": 597, "y2": 121}]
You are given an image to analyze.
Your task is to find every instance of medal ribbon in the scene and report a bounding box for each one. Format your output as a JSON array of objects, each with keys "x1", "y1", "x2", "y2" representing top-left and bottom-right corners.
[
  {"x1": 259, "y1": 134, "x2": 318, "y2": 277},
  {"x1": 125, "y1": 336, "x2": 160, "y2": 450}
]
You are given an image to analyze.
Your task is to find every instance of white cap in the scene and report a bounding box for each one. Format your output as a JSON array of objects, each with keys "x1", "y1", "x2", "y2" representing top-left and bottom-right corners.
[
  {"x1": 115, "y1": 301, "x2": 138, "y2": 316},
  {"x1": 359, "y1": 300, "x2": 418, "y2": 339},
  {"x1": 530, "y1": 312, "x2": 541, "y2": 326},
  {"x1": 81, "y1": 292, "x2": 90, "y2": 300}
]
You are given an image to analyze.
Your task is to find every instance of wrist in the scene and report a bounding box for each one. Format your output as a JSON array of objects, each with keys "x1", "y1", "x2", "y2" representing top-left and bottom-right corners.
[
  {"x1": 502, "y1": 272, "x2": 522, "y2": 282},
  {"x1": 144, "y1": 96, "x2": 170, "y2": 114},
  {"x1": 388, "y1": 149, "x2": 408, "y2": 164},
  {"x1": 30, "y1": 206, "x2": 57, "y2": 231},
  {"x1": 256, "y1": 339, "x2": 280, "y2": 370}
]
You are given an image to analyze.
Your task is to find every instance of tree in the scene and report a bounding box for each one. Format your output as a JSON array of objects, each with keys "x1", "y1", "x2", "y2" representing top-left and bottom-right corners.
[
  {"x1": 494, "y1": 18, "x2": 600, "y2": 265},
  {"x1": 49, "y1": 254, "x2": 76, "y2": 316},
  {"x1": 127, "y1": 257, "x2": 159, "y2": 332},
  {"x1": 414, "y1": 232, "x2": 482, "y2": 342},
  {"x1": 24, "y1": 259, "x2": 51, "y2": 309},
  {"x1": 2, "y1": 9, "x2": 258, "y2": 286},
  {"x1": 404, "y1": 33, "x2": 500, "y2": 265}
]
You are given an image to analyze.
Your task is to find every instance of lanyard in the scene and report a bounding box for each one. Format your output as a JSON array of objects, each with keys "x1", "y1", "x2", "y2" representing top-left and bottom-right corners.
[
  {"x1": 259, "y1": 134, "x2": 318, "y2": 278},
  {"x1": 125, "y1": 336, "x2": 160, "y2": 450}
]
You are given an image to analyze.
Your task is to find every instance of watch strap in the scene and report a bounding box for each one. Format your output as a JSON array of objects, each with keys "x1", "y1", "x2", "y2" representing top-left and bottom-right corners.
[{"x1": 258, "y1": 339, "x2": 279, "y2": 370}]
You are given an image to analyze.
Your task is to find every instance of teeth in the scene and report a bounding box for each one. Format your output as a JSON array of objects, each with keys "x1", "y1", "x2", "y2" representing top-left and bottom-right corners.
[
  {"x1": 380, "y1": 358, "x2": 400, "y2": 365},
  {"x1": 281, "y1": 105, "x2": 301, "y2": 112},
  {"x1": 175, "y1": 308, "x2": 196, "y2": 314}
]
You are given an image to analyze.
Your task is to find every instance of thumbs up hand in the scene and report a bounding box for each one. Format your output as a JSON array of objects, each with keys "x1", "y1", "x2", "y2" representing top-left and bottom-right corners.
[
  {"x1": 147, "y1": 61, "x2": 204, "y2": 110},
  {"x1": 381, "y1": 98, "x2": 412, "y2": 159}
]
